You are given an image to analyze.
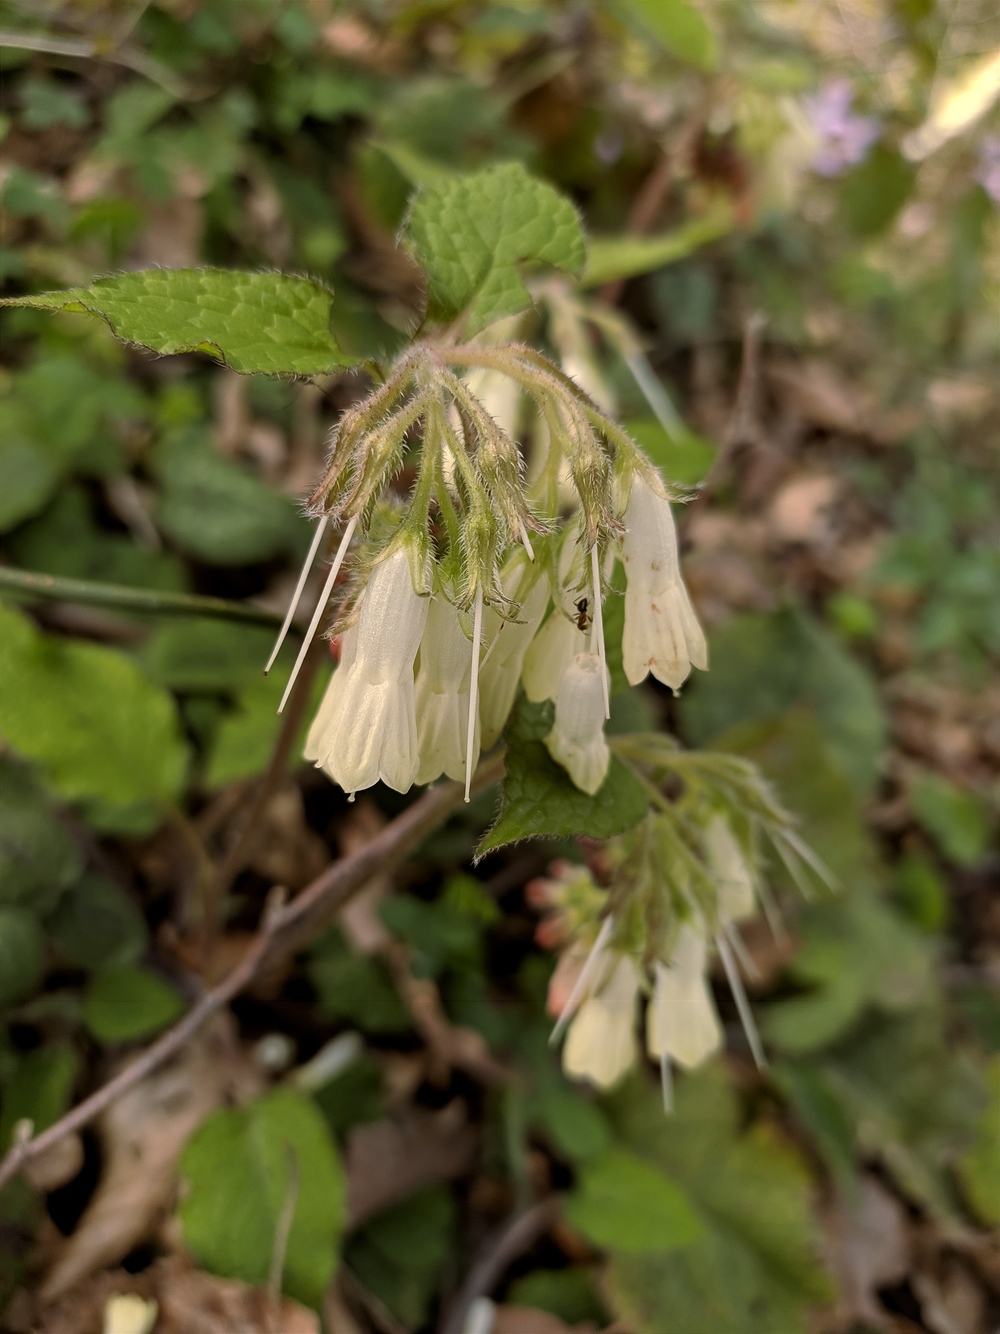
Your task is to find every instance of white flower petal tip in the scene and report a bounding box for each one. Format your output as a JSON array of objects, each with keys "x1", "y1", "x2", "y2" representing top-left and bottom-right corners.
[
  {"x1": 563, "y1": 954, "x2": 640, "y2": 1089},
  {"x1": 646, "y1": 925, "x2": 723, "y2": 1071},
  {"x1": 545, "y1": 652, "x2": 610, "y2": 796},
  {"x1": 706, "y1": 815, "x2": 756, "y2": 923},
  {"x1": 414, "y1": 596, "x2": 479, "y2": 786},
  {"x1": 621, "y1": 475, "x2": 707, "y2": 691},
  {"x1": 305, "y1": 547, "x2": 426, "y2": 796}
]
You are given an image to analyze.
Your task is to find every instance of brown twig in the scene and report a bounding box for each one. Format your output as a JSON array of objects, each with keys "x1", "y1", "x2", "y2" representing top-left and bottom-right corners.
[
  {"x1": 0, "y1": 753, "x2": 506, "y2": 1193},
  {"x1": 439, "y1": 1199, "x2": 561, "y2": 1334}
]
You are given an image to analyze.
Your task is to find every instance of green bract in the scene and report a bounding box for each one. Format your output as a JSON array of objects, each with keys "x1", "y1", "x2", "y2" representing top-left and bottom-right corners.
[
  {"x1": 404, "y1": 162, "x2": 586, "y2": 334},
  {"x1": 1, "y1": 269, "x2": 356, "y2": 375}
]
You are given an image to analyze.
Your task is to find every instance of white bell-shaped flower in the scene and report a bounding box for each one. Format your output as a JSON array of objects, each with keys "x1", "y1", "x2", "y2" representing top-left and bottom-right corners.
[
  {"x1": 521, "y1": 610, "x2": 583, "y2": 704},
  {"x1": 309, "y1": 547, "x2": 427, "y2": 794},
  {"x1": 521, "y1": 524, "x2": 589, "y2": 703},
  {"x1": 706, "y1": 815, "x2": 756, "y2": 923},
  {"x1": 545, "y1": 652, "x2": 610, "y2": 795},
  {"x1": 303, "y1": 620, "x2": 360, "y2": 764},
  {"x1": 563, "y1": 952, "x2": 640, "y2": 1089},
  {"x1": 646, "y1": 923, "x2": 722, "y2": 1070},
  {"x1": 480, "y1": 571, "x2": 550, "y2": 746},
  {"x1": 621, "y1": 474, "x2": 707, "y2": 690},
  {"x1": 415, "y1": 595, "x2": 479, "y2": 785}
]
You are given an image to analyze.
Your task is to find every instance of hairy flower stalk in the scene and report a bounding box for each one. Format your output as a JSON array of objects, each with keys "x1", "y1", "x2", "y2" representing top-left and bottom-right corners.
[{"x1": 272, "y1": 337, "x2": 706, "y2": 803}]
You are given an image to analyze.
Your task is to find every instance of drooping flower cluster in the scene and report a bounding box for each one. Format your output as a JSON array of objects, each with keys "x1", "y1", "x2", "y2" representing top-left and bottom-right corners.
[
  {"x1": 526, "y1": 747, "x2": 829, "y2": 1102},
  {"x1": 267, "y1": 338, "x2": 708, "y2": 801}
]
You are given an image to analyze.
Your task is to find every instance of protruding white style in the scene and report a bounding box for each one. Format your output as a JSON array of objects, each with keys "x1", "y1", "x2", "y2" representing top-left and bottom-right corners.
[
  {"x1": 590, "y1": 543, "x2": 610, "y2": 720},
  {"x1": 278, "y1": 516, "x2": 358, "y2": 714},
  {"x1": 414, "y1": 596, "x2": 478, "y2": 786},
  {"x1": 550, "y1": 913, "x2": 614, "y2": 1045},
  {"x1": 545, "y1": 652, "x2": 610, "y2": 796},
  {"x1": 621, "y1": 474, "x2": 707, "y2": 690},
  {"x1": 479, "y1": 571, "x2": 549, "y2": 748},
  {"x1": 706, "y1": 815, "x2": 756, "y2": 923},
  {"x1": 265, "y1": 515, "x2": 329, "y2": 675},
  {"x1": 307, "y1": 547, "x2": 427, "y2": 794},
  {"x1": 646, "y1": 924, "x2": 723, "y2": 1070},
  {"x1": 518, "y1": 518, "x2": 535, "y2": 562},
  {"x1": 563, "y1": 952, "x2": 640, "y2": 1089},
  {"x1": 715, "y1": 929, "x2": 767, "y2": 1071},
  {"x1": 465, "y1": 587, "x2": 483, "y2": 803}
]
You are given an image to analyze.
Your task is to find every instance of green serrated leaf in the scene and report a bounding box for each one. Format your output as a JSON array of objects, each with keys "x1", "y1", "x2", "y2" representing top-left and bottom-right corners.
[
  {"x1": 565, "y1": 1147, "x2": 702, "y2": 1252},
  {"x1": 179, "y1": 1087, "x2": 345, "y2": 1310},
  {"x1": 477, "y1": 698, "x2": 647, "y2": 857},
  {"x1": 1, "y1": 269, "x2": 356, "y2": 375},
  {"x1": 404, "y1": 161, "x2": 586, "y2": 335},
  {"x1": 606, "y1": 1067, "x2": 833, "y2": 1333},
  {"x1": 0, "y1": 604, "x2": 188, "y2": 826},
  {"x1": 83, "y1": 965, "x2": 184, "y2": 1042}
]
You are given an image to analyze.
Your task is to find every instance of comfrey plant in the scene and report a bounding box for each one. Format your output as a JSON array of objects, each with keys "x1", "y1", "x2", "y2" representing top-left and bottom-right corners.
[
  {"x1": 267, "y1": 336, "x2": 706, "y2": 803},
  {"x1": 3, "y1": 161, "x2": 824, "y2": 1099}
]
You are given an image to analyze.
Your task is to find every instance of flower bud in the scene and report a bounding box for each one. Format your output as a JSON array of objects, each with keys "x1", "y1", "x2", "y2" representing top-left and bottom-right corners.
[{"x1": 706, "y1": 815, "x2": 755, "y2": 923}]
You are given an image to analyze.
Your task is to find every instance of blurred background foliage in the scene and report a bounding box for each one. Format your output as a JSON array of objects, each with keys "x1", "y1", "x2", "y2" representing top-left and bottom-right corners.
[{"x1": 0, "y1": 1, "x2": 998, "y2": 1332}]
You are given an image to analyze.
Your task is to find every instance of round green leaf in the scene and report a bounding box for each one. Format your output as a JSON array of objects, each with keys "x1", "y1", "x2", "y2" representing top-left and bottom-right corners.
[
  {"x1": 83, "y1": 965, "x2": 184, "y2": 1042},
  {"x1": 565, "y1": 1147, "x2": 703, "y2": 1253},
  {"x1": 0, "y1": 907, "x2": 46, "y2": 1009},
  {"x1": 179, "y1": 1087, "x2": 345, "y2": 1310},
  {"x1": 47, "y1": 873, "x2": 148, "y2": 971}
]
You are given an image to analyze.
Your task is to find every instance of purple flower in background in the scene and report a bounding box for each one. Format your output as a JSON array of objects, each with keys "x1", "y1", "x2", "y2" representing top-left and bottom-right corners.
[
  {"x1": 975, "y1": 136, "x2": 1000, "y2": 205},
  {"x1": 803, "y1": 79, "x2": 880, "y2": 177}
]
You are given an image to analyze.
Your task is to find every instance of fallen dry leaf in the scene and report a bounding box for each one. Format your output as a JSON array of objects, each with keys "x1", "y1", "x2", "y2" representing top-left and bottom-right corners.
[
  {"x1": 25, "y1": 1258, "x2": 319, "y2": 1334},
  {"x1": 345, "y1": 1101, "x2": 479, "y2": 1228},
  {"x1": 38, "y1": 1018, "x2": 260, "y2": 1304}
]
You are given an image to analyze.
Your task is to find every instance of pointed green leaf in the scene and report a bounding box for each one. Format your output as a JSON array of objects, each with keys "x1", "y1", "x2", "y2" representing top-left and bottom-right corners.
[
  {"x1": 83, "y1": 965, "x2": 184, "y2": 1043},
  {"x1": 1, "y1": 270, "x2": 356, "y2": 375},
  {"x1": 0, "y1": 604, "x2": 188, "y2": 827},
  {"x1": 404, "y1": 162, "x2": 586, "y2": 335},
  {"x1": 581, "y1": 203, "x2": 733, "y2": 287},
  {"x1": 476, "y1": 698, "x2": 647, "y2": 857},
  {"x1": 565, "y1": 1147, "x2": 702, "y2": 1252}
]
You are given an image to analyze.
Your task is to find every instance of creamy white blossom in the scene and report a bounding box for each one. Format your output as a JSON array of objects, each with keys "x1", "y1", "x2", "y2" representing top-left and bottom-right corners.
[
  {"x1": 521, "y1": 610, "x2": 583, "y2": 704},
  {"x1": 479, "y1": 567, "x2": 549, "y2": 748},
  {"x1": 706, "y1": 815, "x2": 755, "y2": 923},
  {"x1": 307, "y1": 548, "x2": 427, "y2": 794},
  {"x1": 415, "y1": 595, "x2": 478, "y2": 785},
  {"x1": 621, "y1": 474, "x2": 707, "y2": 690},
  {"x1": 563, "y1": 952, "x2": 640, "y2": 1089},
  {"x1": 303, "y1": 619, "x2": 359, "y2": 764},
  {"x1": 646, "y1": 924, "x2": 722, "y2": 1070},
  {"x1": 545, "y1": 652, "x2": 610, "y2": 795}
]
